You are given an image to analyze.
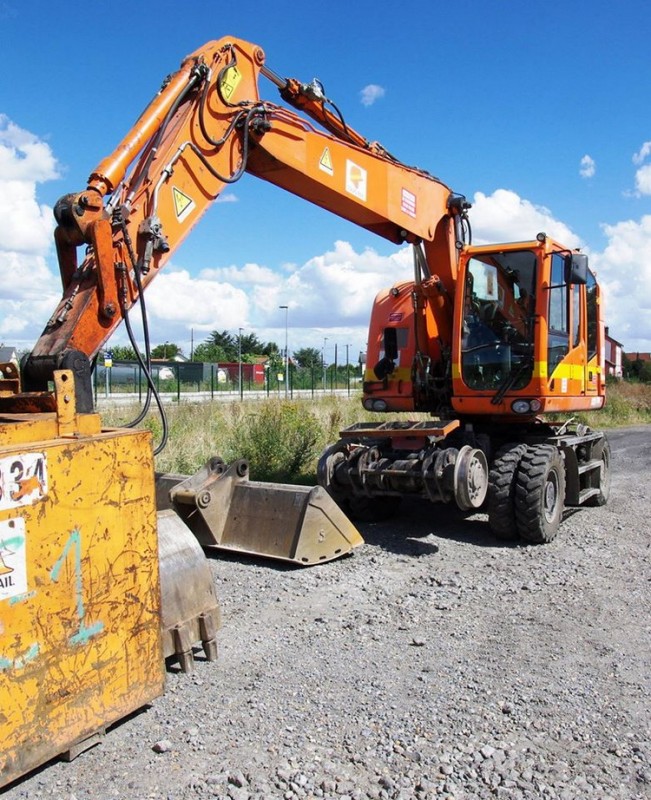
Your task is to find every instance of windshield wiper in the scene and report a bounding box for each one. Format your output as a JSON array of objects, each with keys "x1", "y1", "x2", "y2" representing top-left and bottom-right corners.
[{"x1": 491, "y1": 355, "x2": 533, "y2": 405}]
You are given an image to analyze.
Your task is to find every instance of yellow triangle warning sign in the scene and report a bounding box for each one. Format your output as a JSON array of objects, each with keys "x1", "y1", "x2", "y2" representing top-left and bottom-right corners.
[
  {"x1": 319, "y1": 147, "x2": 334, "y2": 176},
  {"x1": 173, "y1": 187, "x2": 195, "y2": 221}
]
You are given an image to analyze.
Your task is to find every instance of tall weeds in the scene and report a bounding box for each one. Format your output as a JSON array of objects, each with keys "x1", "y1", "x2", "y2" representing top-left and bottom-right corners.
[{"x1": 101, "y1": 382, "x2": 650, "y2": 480}]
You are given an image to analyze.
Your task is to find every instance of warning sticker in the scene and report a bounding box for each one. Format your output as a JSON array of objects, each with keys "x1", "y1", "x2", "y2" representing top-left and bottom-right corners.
[
  {"x1": 0, "y1": 518, "x2": 27, "y2": 601},
  {"x1": 319, "y1": 147, "x2": 334, "y2": 176},
  {"x1": 401, "y1": 188, "x2": 417, "y2": 218},
  {"x1": 173, "y1": 187, "x2": 196, "y2": 222},
  {"x1": 0, "y1": 452, "x2": 47, "y2": 511},
  {"x1": 219, "y1": 65, "x2": 242, "y2": 101},
  {"x1": 345, "y1": 160, "x2": 367, "y2": 201}
]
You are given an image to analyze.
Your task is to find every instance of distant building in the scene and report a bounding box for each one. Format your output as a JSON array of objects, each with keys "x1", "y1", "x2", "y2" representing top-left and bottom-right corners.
[
  {"x1": 218, "y1": 362, "x2": 266, "y2": 385},
  {"x1": 625, "y1": 351, "x2": 651, "y2": 363},
  {"x1": 604, "y1": 327, "x2": 623, "y2": 379}
]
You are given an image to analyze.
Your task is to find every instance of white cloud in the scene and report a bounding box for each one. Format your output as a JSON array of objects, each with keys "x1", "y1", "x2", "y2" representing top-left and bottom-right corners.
[
  {"x1": 470, "y1": 189, "x2": 582, "y2": 248},
  {"x1": 591, "y1": 215, "x2": 651, "y2": 350},
  {"x1": 360, "y1": 84, "x2": 385, "y2": 107},
  {"x1": 0, "y1": 114, "x2": 59, "y2": 182},
  {"x1": 201, "y1": 262, "x2": 278, "y2": 286},
  {"x1": 145, "y1": 267, "x2": 250, "y2": 332},
  {"x1": 132, "y1": 241, "x2": 412, "y2": 357},
  {"x1": 579, "y1": 154, "x2": 596, "y2": 179},
  {"x1": 634, "y1": 164, "x2": 651, "y2": 195},
  {"x1": 0, "y1": 116, "x2": 60, "y2": 255},
  {"x1": 0, "y1": 179, "x2": 57, "y2": 253},
  {"x1": 215, "y1": 192, "x2": 238, "y2": 203},
  {"x1": 632, "y1": 141, "x2": 651, "y2": 165},
  {"x1": 0, "y1": 116, "x2": 61, "y2": 347}
]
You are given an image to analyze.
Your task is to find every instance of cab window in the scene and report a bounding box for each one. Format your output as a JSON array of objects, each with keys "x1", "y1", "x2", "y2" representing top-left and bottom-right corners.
[
  {"x1": 547, "y1": 253, "x2": 569, "y2": 372},
  {"x1": 586, "y1": 269, "x2": 598, "y2": 359}
]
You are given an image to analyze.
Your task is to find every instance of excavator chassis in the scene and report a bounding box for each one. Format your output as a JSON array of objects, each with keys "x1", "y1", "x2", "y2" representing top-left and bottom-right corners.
[
  {"x1": 318, "y1": 419, "x2": 491, "y2": 520},
  {"x1": 317, "y1": 418, "x2": 610, "y2": 543}
]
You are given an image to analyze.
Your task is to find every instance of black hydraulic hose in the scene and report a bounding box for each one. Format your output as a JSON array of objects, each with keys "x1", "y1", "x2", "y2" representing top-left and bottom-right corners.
[
  {"x1": 186, "y1": 104, "x2": 264, "y2": 184},
  {"x1": 128, "y1": 67, "x2": 207, "y2": 202},
  {"x1": 117, "y1": 216, "x2": 169, "y2": 454},
  {"x1": 198, "y1": 75, "x2": 248, "y2": 146}
]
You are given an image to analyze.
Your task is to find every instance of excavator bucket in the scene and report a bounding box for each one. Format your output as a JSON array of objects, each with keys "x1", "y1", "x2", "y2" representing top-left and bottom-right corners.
[
  {"x1": 156, "y1": 458, "x2": 364, "y2": 566},
  {"x1": 157, "y1": 510, "x2": 221, "y2": 673}
]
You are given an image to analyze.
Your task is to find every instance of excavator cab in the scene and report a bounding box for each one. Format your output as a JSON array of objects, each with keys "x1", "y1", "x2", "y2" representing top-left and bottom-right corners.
[{"x1": 452, "y1": 234, "x2": 604, "y2": 417}]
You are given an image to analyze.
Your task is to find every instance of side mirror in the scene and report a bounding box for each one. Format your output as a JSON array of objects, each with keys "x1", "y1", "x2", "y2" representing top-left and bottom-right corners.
[
  {"x1": 383, "y1": 327, "x2": 399, "y2": 360},
  {"x1": 373, "y1": 328, "x2": 399, "y2": 380},
  {"x1": 373, "y1": 355, "x2": 395, "y2": 381},
  {"x1": 564, "y1": 253, "x2": 588, "y2": 285}
]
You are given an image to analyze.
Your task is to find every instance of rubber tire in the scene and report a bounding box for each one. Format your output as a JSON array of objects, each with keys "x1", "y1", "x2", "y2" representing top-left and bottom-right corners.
[
  {"x1": 515, "y1": 444, "x2": 566, "y2": 543},
  {"x1": 487, "y1": 443, "x2": 528, "y2": 540},
  {"x1": 585, "y1": 439, "x2": 611, "y2": 507}
]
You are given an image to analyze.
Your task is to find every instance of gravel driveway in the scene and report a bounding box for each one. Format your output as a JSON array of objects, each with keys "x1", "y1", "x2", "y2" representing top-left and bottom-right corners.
[{"x1": 5, "y1": 426, "x2": 650, "y2": 800}]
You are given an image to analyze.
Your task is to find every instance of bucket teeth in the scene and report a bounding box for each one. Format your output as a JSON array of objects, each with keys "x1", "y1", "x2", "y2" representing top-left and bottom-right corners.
[{"x1": 157, "y1": 509, "x2": 221, "y2": 672}]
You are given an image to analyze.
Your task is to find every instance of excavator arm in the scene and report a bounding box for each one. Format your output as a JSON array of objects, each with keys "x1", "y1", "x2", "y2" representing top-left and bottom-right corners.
[{"x1": 22, "y1": 36, "x2": 466, "y2": 410}]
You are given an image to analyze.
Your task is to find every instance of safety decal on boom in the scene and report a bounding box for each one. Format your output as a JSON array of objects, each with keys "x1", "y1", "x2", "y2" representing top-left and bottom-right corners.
[
  {"x1": 401, "y1": 188, "x2": 417, "y2": 218},
  {"x1": 219, "y1": 65, "x2": 242, "y2": 101},
  {"x1": 173, "y1": 187, "x2": 196, "y2": 222},
  {"x1": 346, "y1": 160, "x2": 367, "y2": 201},
  {"x1": 319, "y1": 147, "x2": 334, "y2": 176},
  {"x1": 0, "y1": 453, "x2": 47, "y2": 511},
  {"x1": 0, "y1": 518, "x2": 27, "y2": 601}
]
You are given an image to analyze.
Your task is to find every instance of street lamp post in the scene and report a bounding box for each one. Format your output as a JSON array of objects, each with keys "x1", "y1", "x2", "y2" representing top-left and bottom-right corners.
[
  {"x1": 322, "y1": 337, "x2": 328, "y2": 392},
  {"x1": 279, "y1": 304, "x2": 289, "y2": 398},
  {"x1": 346, "y1": 343, "x2": 350, "y2": 396},
  {"x1": 238, "y1": 327, "x2": 243, "y2": 400}
]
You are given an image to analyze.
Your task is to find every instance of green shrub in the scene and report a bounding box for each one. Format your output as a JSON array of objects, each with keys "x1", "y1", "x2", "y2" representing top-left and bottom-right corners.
[{"x1": 221, "y1": 400, "x2": 321, "y2": 482}]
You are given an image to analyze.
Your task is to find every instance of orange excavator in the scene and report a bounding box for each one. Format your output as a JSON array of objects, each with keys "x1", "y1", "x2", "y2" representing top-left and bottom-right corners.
[{"x1": 1, "y1": 36, "x2": 609, "y2": 786}]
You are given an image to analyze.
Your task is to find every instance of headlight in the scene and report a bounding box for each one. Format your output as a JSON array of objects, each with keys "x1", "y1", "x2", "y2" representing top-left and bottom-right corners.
[
  {"x1": 510, "y1": 399, "x2": 542, "y2": 414},
  {"x1": 511, "y1": 399, "x2": 531, "y2": 414},
  {"x1": 372, "y1": 399, "x2": 388, "y2": 411}
]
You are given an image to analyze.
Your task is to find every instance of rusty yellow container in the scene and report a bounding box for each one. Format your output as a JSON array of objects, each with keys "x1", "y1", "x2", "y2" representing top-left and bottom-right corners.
[{"x1": 0, "y1": 408, "x2": 165, "y2": 787}]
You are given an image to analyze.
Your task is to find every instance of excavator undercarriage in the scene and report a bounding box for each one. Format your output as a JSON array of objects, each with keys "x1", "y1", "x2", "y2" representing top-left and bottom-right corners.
[{"x1": 317, "y1": 417, "x2": 611, "y2": 544}]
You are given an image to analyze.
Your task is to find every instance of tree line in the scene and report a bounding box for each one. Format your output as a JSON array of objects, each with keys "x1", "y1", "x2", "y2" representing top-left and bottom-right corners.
[{"x1": 108, "y1": 330, "x2": 331, "y2": 369}]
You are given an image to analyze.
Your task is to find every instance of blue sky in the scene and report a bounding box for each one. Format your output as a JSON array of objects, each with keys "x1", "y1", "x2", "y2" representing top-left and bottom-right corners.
[{"x1": 1, "y1": 0, "x2": 650, "y2": 362}]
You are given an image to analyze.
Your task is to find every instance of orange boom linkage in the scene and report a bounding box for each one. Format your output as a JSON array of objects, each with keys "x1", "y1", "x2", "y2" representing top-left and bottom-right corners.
[{"x1": 22, "y1": 35, "x2": 609, "y2": 543}]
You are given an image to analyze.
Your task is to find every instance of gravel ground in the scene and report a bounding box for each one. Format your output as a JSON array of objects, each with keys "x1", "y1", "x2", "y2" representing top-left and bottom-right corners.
[{"x1": 4, "y1": 426, "x2": 650, "y2": 800}]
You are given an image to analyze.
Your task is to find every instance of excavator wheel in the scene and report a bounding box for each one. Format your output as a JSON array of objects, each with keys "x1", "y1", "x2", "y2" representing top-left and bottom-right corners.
[
  {"x1": 515, "y1": 444, "x2": 566, "y2": 543},
  {"x1": 584, "y1": 438, "x2": 611, "y2": 507},
  {"x1": 487, "y1": 443, "x2": 528, "y2": 540}
]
